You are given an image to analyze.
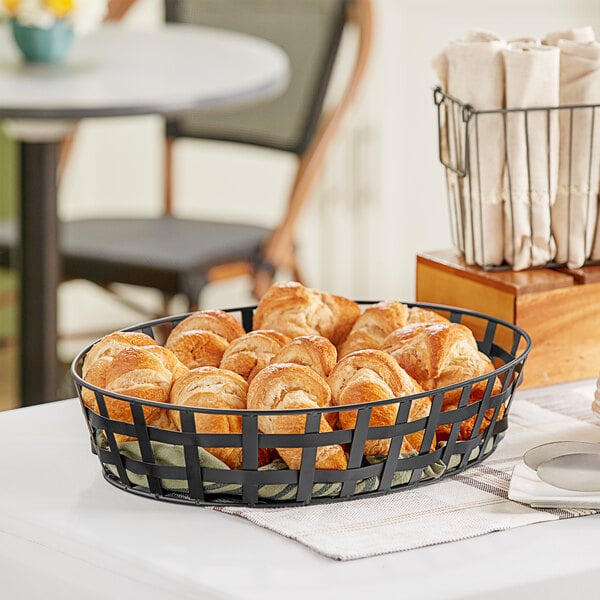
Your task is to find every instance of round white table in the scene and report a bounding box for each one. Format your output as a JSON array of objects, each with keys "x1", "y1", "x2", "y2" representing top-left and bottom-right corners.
[{"x1": 0, "y1": 23, "x2": 289, "y2": 407}]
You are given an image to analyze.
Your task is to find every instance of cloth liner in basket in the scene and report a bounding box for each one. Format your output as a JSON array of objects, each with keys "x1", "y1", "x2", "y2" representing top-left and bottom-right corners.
[{"x1": 98, "y1": 430, "x2": 459, "y2": 501}]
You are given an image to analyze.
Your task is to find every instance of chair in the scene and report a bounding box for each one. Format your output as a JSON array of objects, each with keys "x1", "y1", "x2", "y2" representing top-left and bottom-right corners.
[{"x1": 0, "y1": 0, "x2": 373, "y2": 311}]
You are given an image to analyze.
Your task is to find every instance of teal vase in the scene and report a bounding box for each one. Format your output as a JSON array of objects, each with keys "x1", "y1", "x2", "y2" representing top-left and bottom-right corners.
[{"x1": 11, "y1": 19, "x2": 75, "y2": 64}]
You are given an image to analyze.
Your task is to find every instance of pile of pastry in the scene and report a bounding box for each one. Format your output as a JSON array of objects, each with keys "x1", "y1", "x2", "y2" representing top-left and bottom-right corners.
[{"x1": 81, "y1": 281, "x2": 501, "y2": 471}]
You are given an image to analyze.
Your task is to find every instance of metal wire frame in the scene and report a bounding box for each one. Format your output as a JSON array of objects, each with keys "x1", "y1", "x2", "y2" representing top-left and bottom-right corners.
[
  {"x1": 71, "y1": 302, "x2": 531, "y2": 508},
  {"x1": 434, "y1": 86, "x2": 600, "y2": 270}
]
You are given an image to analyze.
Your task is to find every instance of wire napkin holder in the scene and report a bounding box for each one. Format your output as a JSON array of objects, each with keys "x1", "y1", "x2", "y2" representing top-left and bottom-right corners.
[{"x1": 434, "y1": 86, "x2": 600, "y2": 270}]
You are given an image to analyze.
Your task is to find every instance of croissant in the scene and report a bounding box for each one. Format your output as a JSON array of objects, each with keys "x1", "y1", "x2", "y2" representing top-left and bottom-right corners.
[
  {"x1": 338, "y1": 300, "x2": 409, "y2": 358},
  {"x1": 165, "y1": 309, "x2": 246, "y2": 369},
  {"x1": 328, "y1": 349, "x2": 433, "y2": 456},
  {"x1": 82, "y1": 331, "x2": 157, "y2": 378},
  {"x1": 220, "y1": 329, "x2": 291, "y2": 382},
  {"x1": 406, "y1": 306, "x2": 450, "y2": 325},
  {"x1": 270, "y1": 335, "x2": 339, "y2": 428},
  {"x1": 436, "y1": 378, "x2": 504, "y2": 442},
  {"x1": 247, "y1": 363, "x2": 347, "y2": 470},
  {"x1": 252, "y1": 281, "x2": 360, "y2": 346},
  {"x1": 270, "y1": 335, "x2": 337, "y2": 379},
  {"x1": 105, "y1": 346, "x2": 184, "y2": 406},
  {"x1": 381, "y1": 322, "x2": 494, "y2": 392},
  {"x1": 81, "y1": 345, "x2": 187, "y2": 443},
  {"x1": 82, "y1": 343, "x2": 186, "y2": 413},
  {"x1": 381, "y1": 322, "x2": 501, "y2": 441},
  {"x1": 169, "y1": 366, "x2": 257, "y2": 469}
]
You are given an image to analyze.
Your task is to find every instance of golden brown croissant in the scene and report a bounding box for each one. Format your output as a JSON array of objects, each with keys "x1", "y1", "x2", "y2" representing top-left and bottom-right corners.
[
  {"x1": 169, "y1": 366, "x2": 253, "y2": 469},
  {"x1": 82, "y1": 331, "x2": 157, "y2": 378},
  {"x1": 252, "y1": 281, "x2": 360, "y2": 346},
  {"x1": 82, "y1": 339, "x2": 187, "y2": 412},
  {"x1": 165, "y1": 309, "x2": 246, "y2": 369},
  {"x1": 328, "y1": 349, "x2": 433, "y2": 456},
  {"x1": 81, "y1": 345, "x2": 187, "y2": 443},
  {"x1": 270, "y1": 335, "x2": 339, "y2": 428},
  {"x1": 406, "y1": 306, "x2": 450, "y2": 324},
  {"x1": 219, "y1": 329, "x2": 291, "y2": 382},
  {"x1": 247, "y1": 363, "x2": 347, "y2": 470},
  {"x1": 105, "y1": 346, "x2": 182, "y2": 406},
  {"x1": 381, "y1": 321, "x2": 501, "y2": 441},
  {"x1": 436, "y1": 378, "x2": 504, "y2": 442},
  {"x1": 270, "y1": 335, "x2": 338, "y2": 379},
  {"x1": 338, "y1": 300, "x2": 409, "y2": 358},
  {"x1": 381, "y1": 322, "x2": 494, "y2": 391}
]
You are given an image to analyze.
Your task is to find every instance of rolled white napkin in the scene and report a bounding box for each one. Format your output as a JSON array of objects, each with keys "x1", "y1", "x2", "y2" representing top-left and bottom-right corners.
[
  {"x1": 432, "y1": 49, "x2": 468, "y2": 254},
  {"x1": 543, "y1": 25, "x2": 596, "y2": 46},
  {"x1": 444, "y1": 31, "x2": 507, "y2": 266},
  {"x1": 552, "y1": 40, "x2": 600, "y2": 268},
  {"x1": 502, "y1": 42, "x2": 560, "y2": 269}
]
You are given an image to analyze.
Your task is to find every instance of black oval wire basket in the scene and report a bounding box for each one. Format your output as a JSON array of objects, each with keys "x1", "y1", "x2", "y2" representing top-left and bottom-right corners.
[{"x1": 71, "y1": 301, "x2": 532, "y2": 508}]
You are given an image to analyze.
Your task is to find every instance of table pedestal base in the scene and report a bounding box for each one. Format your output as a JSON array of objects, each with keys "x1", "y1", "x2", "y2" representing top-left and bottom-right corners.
[{"x1": 19, "y1": 141, "x2": 60, "y2": 406}]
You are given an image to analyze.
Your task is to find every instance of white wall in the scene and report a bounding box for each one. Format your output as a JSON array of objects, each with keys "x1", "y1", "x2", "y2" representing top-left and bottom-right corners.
[{"x1": 58, "y1": 0, "x2": 600, "y2": 353}]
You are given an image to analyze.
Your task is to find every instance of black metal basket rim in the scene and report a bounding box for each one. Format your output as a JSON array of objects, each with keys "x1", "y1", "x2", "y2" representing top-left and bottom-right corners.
[
  {"x1": 70, "y1": 300, "x2": 532, "y2": 416},
  {"x1": 433, "y1": 85, "x2": 600, "y2": 117}
]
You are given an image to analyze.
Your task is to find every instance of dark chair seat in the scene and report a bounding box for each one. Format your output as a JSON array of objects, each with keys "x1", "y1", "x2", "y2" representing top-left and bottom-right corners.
[
  {"x1": 0, "y1": 217, "x2": 270, "y2": 303},
  {"x1": 63, "y1": 217, "x2": 269, "y2": 276}
]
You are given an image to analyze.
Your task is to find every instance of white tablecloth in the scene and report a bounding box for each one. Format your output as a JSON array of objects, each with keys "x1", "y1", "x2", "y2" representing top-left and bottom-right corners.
[{"x1": 0, "y1": 380, "x2": 599, "y2": 599}]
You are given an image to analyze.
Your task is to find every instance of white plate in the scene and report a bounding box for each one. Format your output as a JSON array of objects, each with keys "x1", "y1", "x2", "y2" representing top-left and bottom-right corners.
[
  {"x1": 537, "y1": 453, "x2": 600, "y2": 492},
  {"x1": 523, "y1": 441, "x2": 600, "y2": 470}
]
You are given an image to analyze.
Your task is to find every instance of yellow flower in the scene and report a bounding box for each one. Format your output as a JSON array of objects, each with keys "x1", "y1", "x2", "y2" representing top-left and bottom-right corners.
[
  {"x1": 2, "y1": 0, "x2": 20, "y2": 13},
  {"x1": 43, "y1": 0, "x2": 75, "y2": 17}
]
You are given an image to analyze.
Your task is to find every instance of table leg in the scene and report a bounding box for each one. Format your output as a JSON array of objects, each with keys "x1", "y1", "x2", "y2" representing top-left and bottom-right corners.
[{"x1": 19, "y1": 141, "x2": 60, "y2": 406}]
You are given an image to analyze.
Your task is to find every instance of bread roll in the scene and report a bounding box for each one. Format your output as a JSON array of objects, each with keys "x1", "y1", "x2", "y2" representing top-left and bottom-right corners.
[
  {"x1": 165, "y1": 309, "x2": 246, "y2": 369},
  {"x1": 338, "y1": 300, "x2": 409, "y2": 358},
  {"x1": 220, "y1": 329, "x2": 291, "y2": 382},
  {"x1": 328, "y1": 349, "x2": 433, "y2": 456},
  {"x1": 382, "y1": 321, "x2": 501, "y2": 441},
  {"x1": 247, "y1": 363, "x2": 347, "y2": 470},
  {"x1": 252, "y1": 281, "x2": 360, "y2": 346},
  {"x1": 169, "y1": 366, "x2": 252, "y2": 469}
]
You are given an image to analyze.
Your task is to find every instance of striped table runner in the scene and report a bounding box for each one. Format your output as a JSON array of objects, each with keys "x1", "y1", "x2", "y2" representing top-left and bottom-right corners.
[{"x1": 216, "y1": 379, "x2": 600, "y2": 560}]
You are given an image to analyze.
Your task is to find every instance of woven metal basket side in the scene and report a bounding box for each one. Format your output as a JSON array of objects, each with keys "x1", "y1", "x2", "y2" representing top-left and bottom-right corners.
[{"x1": 71, "y1": 303, "x2": 531, "y2": 507}]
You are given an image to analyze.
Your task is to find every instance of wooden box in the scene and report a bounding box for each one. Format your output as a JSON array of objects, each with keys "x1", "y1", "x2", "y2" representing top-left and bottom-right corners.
[{"x1": 416, "y1": 249, "x2": 600, "y2": 389}]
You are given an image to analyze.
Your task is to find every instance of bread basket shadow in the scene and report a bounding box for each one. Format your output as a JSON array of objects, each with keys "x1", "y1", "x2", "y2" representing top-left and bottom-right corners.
[{"x1": 70, "y1": 301, "x2": 532, "y2": 508}]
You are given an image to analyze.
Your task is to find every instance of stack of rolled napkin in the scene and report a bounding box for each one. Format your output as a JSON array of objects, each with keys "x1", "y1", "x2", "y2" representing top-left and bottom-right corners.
[{"x1": 435, "y1": 26, "x2": 600, "y2": 270}]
